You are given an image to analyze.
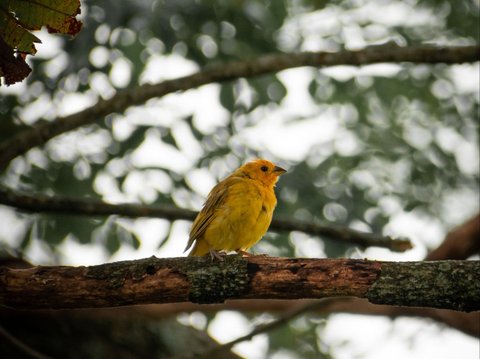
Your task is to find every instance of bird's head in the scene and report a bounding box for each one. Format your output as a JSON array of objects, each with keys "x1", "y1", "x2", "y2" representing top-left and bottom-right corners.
[{"x1": 237, "y1": 159, "x2": 287, "y2": 187}]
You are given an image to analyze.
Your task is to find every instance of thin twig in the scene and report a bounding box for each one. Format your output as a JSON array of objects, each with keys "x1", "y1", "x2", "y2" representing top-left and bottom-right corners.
[
  {"x1": 188, "y1": 299, "x2": 338, "y2": 359},
  {"x1": 0, "y1": 187, "x2": 412, "y2": 251},
  {"x1": 0, "y1": 325, "x2": 53, "y2": 359},
  {"x1": 0, "y1": 45, "x2": 478, "y2": 171},
  {"x1": 270, "y1": 217, "x2": 412, "y2": 252}
]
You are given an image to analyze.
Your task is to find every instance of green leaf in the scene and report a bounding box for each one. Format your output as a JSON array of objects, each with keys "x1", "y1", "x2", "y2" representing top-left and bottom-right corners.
[
  {"x1": 0, "y1": 13, "x2": 40, "y2": 54},
  {"x1": 7, "y1": 0, "x2": 82, "y2": 37},
  {"x1": 0, "y1": 0, "x2": 82, "y2": 85},
  {"x1": 105, "y1": 230, "x2": 121, "y2": 254},
  {"x1": 19, "y1": 220, "x2": 36, "y2": 250},
  {"x1": 131, "y1": 232, "x2": 141, "y2": 250},
  {"x1": 219, "y1": 83, "x2": 235, "y2": 111}
]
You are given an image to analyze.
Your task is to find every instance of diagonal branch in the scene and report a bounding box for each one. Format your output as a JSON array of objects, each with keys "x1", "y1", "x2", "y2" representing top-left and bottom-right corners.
[
  {"x1": 0, "y1": 44, "x2": 478, "y2": 171},
  {"x1": 186, "y1": 295, "x2": 480, "y2": 358},
  {"x1": 426, "y1": 214, "x2": 480, "y2": 260},
  {"x1": 0, "y1": 187, "x2": 412, "y2": 251},
  {"x1": 191, "y1": 299, "x2": 335, "y2": 359}
]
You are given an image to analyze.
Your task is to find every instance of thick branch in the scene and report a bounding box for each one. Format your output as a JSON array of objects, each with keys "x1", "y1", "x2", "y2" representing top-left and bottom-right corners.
[
  {"x1": 5, "y1": 214, "x2": 475, "y2": 338},
  {"x1": 0, "y1": 187, "x2": 412, "y2": 251},
  {"x1": 1, "y1": 256, "x2": 478, "y2": 311},
  {"x1": 0, "y1": 45, "x2": 478, "y2": 171}
]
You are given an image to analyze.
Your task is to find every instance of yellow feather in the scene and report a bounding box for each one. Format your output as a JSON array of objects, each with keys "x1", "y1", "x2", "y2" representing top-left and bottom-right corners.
[{"x1": 185, "y1": 159, "x2": 286, "y2": 257}]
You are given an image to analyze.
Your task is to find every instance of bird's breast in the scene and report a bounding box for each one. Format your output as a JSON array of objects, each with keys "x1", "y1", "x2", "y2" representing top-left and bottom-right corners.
[{"x1": 204, "y1": 180, "x2": 277, "y2": 251}]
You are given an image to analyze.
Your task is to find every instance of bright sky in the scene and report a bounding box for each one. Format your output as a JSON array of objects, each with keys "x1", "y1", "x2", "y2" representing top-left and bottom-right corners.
[{"x1": 1, "y1": 2, "x2": 479, "y2": 358}]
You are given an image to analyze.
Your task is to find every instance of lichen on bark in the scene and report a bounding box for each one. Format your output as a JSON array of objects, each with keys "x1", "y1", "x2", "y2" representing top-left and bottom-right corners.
[
  {"x1": 366, "y1": 260, "x2": 480, "y2": 312},
  {"x1": 181, "y1": 255, "x2": 250, "y2": 304}
]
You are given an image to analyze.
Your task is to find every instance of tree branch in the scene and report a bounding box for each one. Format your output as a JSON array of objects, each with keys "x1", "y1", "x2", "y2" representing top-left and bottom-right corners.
[
  {"x1": 270, "y1": 216, "x2": 412, "y2": 252},
  {"x1": 0, "y1": 44, "x2": 478, "y2": 171},
  {"x1": 1, "y1": 256, "x2": 478, "y2": 311},
  {"x1": 0, "y1": 187, "x2": 412, "y2": 251},
  {"x1": 426, "y1": 214, "x2": 480, "y2": 260},
  {"x1": 192, "y1": 299, "x2": 335, "y2": 359},
  {"x1": 186, "y1": 298, "x2": 480, "y2": 359},
  {"x1": 4, "y1": 215, "x2": 476, "y2": 338}
]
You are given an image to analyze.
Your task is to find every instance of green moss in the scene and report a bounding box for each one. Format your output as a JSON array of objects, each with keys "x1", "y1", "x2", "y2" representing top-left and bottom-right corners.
[
  {"x1": 366, "y1": 260, "x2": 480, "y2": 312},
  {"x1": 179, "y1": 255, "x2": 250, "y2": 304}
]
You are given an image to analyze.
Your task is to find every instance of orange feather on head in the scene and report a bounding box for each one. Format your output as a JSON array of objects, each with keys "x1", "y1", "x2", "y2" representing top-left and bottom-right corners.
[{"x1": 185, "y1": 159, "x2": 286, "y2": 259}]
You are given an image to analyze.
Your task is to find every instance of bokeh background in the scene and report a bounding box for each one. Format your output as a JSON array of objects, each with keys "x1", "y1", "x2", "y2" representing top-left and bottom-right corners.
[{"x1": 0, "y1": 0, "x2": 479, "y2": 358}]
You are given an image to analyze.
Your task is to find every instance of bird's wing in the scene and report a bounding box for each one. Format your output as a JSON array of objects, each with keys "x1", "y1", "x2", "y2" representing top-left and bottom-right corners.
[{"x1": 184, "y1": 176, "x2": 237, "y2": 252}]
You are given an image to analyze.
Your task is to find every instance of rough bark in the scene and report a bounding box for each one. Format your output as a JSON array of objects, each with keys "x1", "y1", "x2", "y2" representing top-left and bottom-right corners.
[{"x1": 1, "y1": 256, "x2": 478, "y2": 311}]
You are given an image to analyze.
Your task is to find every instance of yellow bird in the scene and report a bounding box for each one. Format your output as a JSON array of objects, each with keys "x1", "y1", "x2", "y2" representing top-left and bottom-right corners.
[{"x1": 184, "y1": 159, "x2": 286, "y2": 258}]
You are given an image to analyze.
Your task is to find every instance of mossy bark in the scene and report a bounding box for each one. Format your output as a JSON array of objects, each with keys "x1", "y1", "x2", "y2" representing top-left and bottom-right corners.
[
  {"x1": 0, "y1": 256, "x2": 478, "y2": 311},
  {"x1": 366, "y1": 260, "x2": 480, "y2": 311}
]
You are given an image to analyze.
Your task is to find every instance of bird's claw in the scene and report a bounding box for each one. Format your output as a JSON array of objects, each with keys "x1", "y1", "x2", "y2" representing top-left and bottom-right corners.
[{"x1": 209, "y1": 249, "x2": 227, "y2": 261}]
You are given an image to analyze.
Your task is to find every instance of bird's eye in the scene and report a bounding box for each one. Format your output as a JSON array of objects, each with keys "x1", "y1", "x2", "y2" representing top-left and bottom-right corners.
[{"x1": 260, "y1": 166, "x2": 268, "y2": 172}]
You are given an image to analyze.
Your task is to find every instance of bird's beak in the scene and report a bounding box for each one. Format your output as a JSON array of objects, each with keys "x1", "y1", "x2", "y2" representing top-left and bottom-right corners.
[{"x1": 273, "y1": 166, "x2": 287, "y2": 175}]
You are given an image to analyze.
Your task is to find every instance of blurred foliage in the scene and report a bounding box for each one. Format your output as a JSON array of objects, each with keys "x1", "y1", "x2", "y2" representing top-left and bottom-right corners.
[
  {"x1": 0, "y1": 313, "x2": 242, "y2": 359},
  {"x1": 0, "y1": 0, "x2": 479, "y2": 357}
]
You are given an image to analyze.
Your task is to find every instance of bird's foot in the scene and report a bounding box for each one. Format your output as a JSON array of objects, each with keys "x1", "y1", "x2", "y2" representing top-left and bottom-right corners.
[{"x1": 209, "y1": 249, "x2": 227, "y2": 261}]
